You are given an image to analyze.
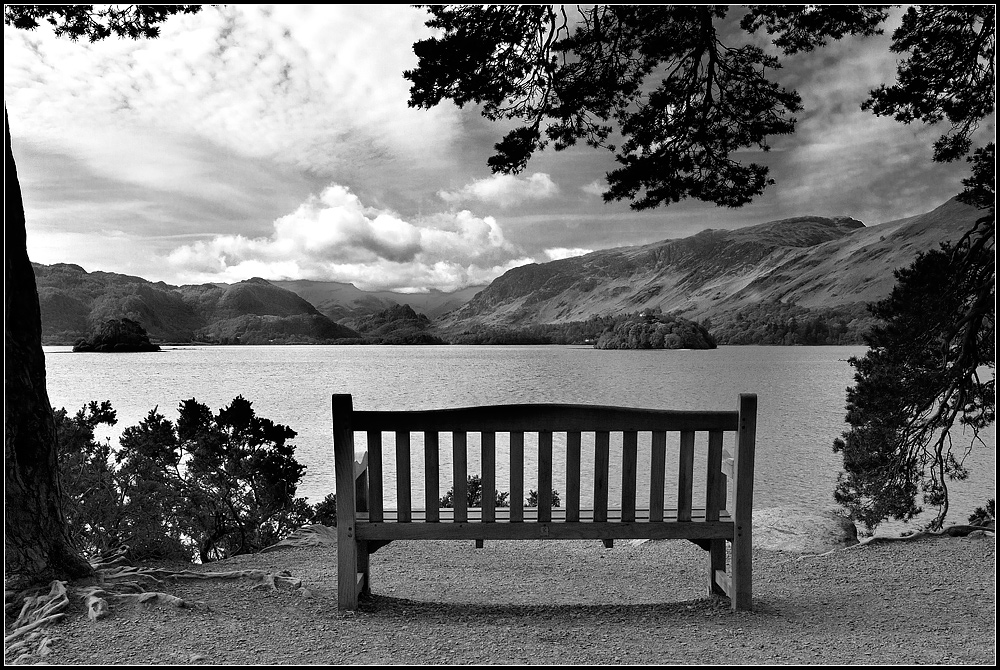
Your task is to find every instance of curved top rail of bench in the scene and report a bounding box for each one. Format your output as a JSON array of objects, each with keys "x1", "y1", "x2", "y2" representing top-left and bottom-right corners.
[{"x1": 342, "y1": 401, "x2": 743, "y2": 433}]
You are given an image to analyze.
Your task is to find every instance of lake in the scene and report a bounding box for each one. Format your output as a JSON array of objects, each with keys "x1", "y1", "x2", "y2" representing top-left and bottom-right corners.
[{"x1": 43, "y1": 344, "x2": 995, "y2": 534}]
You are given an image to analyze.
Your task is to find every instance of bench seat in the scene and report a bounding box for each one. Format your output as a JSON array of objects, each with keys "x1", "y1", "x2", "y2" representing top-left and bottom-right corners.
[
  {"x1": 357, "y1": 508, "x2": 734, "y2": 542},
  {"x1": 359, "y1": 507, "x2": 733, "y2": 524}
]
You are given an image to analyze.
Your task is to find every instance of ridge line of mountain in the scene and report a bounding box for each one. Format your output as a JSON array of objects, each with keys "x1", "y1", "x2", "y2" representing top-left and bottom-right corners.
[{"x1": 34, "y1": 197, "x2": 979, "y2": 347}]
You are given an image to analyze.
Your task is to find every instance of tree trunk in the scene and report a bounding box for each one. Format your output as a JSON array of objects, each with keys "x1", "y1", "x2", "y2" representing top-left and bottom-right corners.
[{"x1": 5, "y1": 109, "x2": 93, "y2": 586}]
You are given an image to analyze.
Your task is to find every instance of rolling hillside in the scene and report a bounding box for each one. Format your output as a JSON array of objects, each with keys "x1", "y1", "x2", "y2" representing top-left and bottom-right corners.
[
  {"x1": 33, "y1": 266, "x2": 359, "y2": 345},
  {"x1": 437, "y1": 198, "x2": 983, "y2": 340}
]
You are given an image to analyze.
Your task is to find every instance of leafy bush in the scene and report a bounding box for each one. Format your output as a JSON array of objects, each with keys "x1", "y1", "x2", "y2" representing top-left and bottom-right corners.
[
  {"x1": 312, "y1": 493, "x2": 338, "y2": 526},
  {"x1": 969, "y1": 499, "x2": 995, "y2": 527},
  {"x1": 55, "y1": 401, "x2": 128, "y2": 556},
  {"x1": 54, "y1": 396, "x2": 315, "y2": 562},
  {"x1": 440, "y1": 474, "x2": 510, "y2": 508},
  {"x1": 114, "y1": 408, "x2": 193, "y2": 560},
  {"x1": 437, "y1": 475, "x2": 562, "y2": 510},
  {"x1": 527, "y1": 488, "x2": 562, "y2": 508}
]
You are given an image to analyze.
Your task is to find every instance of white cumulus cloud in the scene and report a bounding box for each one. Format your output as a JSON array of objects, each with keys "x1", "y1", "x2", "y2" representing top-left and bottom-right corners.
[
  {"x1": 581, "y1": 180, "x2": 606, "y2": 197},
  {"x1": 166, "y1": 184, "x2": 534, "y2": 292},
  {"x1": 544, "y1": 247, "x2": 592, "y2": 261},
  {"x1": 438, "y1": 172, "x2": 559, "y2": 208}
]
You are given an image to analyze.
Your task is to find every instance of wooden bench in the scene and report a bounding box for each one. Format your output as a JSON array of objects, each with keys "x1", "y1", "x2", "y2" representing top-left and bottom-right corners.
[{"x1": 333, "y1": 393, "x2": 757, "y2": 611}]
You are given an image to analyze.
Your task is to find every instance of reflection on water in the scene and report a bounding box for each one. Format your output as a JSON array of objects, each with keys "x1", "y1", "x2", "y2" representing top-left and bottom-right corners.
[{"x1": 44, "y1": 344, "x2": 995, "y2": 533}]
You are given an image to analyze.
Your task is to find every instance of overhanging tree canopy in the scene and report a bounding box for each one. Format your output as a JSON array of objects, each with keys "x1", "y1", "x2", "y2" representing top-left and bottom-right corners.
[{"x1": 405, "y1": 5, "x2": 888, "y2": 209}]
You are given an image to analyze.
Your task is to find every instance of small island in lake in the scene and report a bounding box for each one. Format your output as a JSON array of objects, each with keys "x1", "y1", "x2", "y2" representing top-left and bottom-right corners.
[
  {"x1": 594, "y1": 310, "x2": 716, "y2": 350},
  {"x1": 72, "y1": 318, "x2": 161, "y2": 352}
]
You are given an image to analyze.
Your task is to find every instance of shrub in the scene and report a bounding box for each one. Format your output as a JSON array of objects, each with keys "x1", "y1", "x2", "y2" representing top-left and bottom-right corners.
[
  {"x1": 437, "y1": 475, "x2": 563, "y2": 509},
  {"x1": 969, "y1": 499, "x2": 995, "y2": 527},
  {"x1": 55, "y1": 401, "x2": 129, "y2": 556},
  {"x1": 527, "y1": 488, "x2": 562, "y2": 508},
  {"x1": 55, "y1": 396, "x2": 316, "y2": 563},
  {"x1": 312, "y1": 493, "x2": 338, "y2": 526},
  {"x1": 440, "y1": 474, "x2": 510, "y2": 508}
]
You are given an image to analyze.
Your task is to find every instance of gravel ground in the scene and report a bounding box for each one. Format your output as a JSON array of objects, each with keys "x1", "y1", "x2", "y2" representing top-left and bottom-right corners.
[{"x1": 6, "y1": 532, "x2": 995, "y2": 665}]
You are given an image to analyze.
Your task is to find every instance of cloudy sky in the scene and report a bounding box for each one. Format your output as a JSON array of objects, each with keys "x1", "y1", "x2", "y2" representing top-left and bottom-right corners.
[{"x1": 4, "y1": 5, "x2": 992, "y2": 292}]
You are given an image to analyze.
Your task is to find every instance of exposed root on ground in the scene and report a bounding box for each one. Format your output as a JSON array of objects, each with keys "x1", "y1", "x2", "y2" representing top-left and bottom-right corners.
[
  {"x1": 4, "y1": 581, "x2": 69, "y2": 663},
  {"x1": 850, "y1": 523, "x2": 994, "y2": 548},
  {"x1": 3, "y1": 547, "x2": 303, "y2": 665},
  {"x1": 784, "y1": 523, "x2": 995, "y2": 563}
]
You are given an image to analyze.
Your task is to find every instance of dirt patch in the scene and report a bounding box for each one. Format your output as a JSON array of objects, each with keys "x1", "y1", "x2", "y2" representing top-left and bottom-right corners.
[{"x1": 5, "y1": 532, "x2": 995, "y2": 665}]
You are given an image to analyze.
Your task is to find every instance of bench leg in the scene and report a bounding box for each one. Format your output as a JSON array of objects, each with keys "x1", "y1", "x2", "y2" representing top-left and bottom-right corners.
[
  {"x1": 731, "y1": 523, "x2": 752, "y2": 611},
  {"x1": 358, "y1": 540, "x2": 371, "y2": 598},
  {"x1": 707, "y1": 538, "x2": 727, "y2": 597},
  {"x1": 602, "y1": 539, "x2": 614, "y2": 548},
  {"x1": 339, "y1": 537, "x2": 371, "y2": 609},
  {"x1": 338, "y1": 533, "x2": 359, "y2": 610}
]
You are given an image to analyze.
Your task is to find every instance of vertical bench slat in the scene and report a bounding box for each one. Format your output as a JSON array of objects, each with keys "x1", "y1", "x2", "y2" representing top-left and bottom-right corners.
[
  {"x1": 732, "y1": 394, "x2": 758, "y2": 611},
  {"x1": 537, "y1": 431, "x2": 553, "y2": 523},
  {"x1": 706, "y1": 430, "x2": 726, "y2": 596},
  {"x1": 649, "y1": 430, "x2": 666, "y2": 522},
  {"x1": 594, "y1": 431, "x2": 610, "y2": 522},
  {"x1": 453, "y1": 431, "x2": 468, "y2": 523},
  {"x1": 510, "y1": 431, "x2": 524, "y2": 522},
  {"x1": 366, "y1": 430, "x2": 383, "y2": 522},
  {"x1": 677, "y1": 430, "x2": 695, "y2": 522},
  {"x1": 565, "y1": 431, "x2": 582, "y2": 523},
  {"x1": 425, "y1": 431, "x2": 439, "y2": 523},
  {"x1": 621, "y1": 431, "x2": 638, "y2": 522},
  {"x1": 705, "y1": 431, "x2": 724, "y2": 522},
  {"x1": 396, "y1": 431, "x2": 411, "y2": 523},
  {"x1": 482, "y1": 432, "x2": 496, "y2": 522}
]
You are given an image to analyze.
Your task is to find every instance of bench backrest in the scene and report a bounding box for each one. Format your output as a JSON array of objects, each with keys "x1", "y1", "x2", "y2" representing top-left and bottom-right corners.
[{"x1": 333, "y1": 394, "x2": 757, "y2": 531}]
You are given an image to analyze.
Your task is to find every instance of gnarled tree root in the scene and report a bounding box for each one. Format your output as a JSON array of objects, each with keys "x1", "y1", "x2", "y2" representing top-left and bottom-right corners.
[
  {"x1": 4, "y1": 580, "x2": 69, "y2": 663},
  {"x1": 786, "y1": 523, "x2": 995, "y2": 563},
  {"x1": 3, "y1": 551, "x2": 303, "y2": 665},
  {"x1": 96, "y1": 565, "x2": 302, "y2": 592},
  {"x1": 849, "y1": 523, "x2": 995, "y2": 549}
]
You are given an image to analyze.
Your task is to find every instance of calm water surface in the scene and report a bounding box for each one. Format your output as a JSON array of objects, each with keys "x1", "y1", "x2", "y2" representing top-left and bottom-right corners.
[{"x1": 43, "y1": 345, "x2": 995, "y2": 533}]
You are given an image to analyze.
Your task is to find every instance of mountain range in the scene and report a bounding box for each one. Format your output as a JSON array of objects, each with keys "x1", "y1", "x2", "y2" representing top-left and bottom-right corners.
[
  {"x1": 34, "y1": 268, "x2": 360, "y2": 345},
  {"x1": 33, "y1": 197, "x2": 982, "y2": 347}
]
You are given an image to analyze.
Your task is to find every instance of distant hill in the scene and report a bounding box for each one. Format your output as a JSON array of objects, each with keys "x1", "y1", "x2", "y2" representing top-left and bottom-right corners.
[
  {"x1": 349, "y1": 304, "x2": 447, "y2": 345},
  {"x1": 33, "y1": 266, "x2": 359, "y2": 345},
  {"x1": 437, "y1": 198, "x2": 983, "y2": 344},
  {"x1": 270, "y1": 279, "x2": 484, "y2": 322}
]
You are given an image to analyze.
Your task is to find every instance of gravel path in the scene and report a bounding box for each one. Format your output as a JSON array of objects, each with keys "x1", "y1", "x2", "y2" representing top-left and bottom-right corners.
[{"x1": 6, "y1": 533, "x2": 995, "y2": 665}]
